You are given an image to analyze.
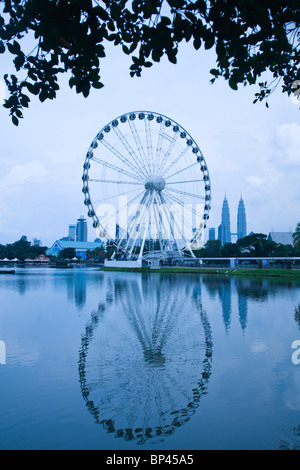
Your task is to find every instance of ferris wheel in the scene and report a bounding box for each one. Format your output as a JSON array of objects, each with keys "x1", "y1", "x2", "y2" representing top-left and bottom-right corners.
[{"x1": 82, "y1": 111, "x2": 211, "y2": 260}]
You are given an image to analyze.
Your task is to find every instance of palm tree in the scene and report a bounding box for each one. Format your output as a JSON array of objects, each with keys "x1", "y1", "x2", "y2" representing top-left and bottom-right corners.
[{"x1": 293, "y1": 223, "x2": 300, "y2": 249}]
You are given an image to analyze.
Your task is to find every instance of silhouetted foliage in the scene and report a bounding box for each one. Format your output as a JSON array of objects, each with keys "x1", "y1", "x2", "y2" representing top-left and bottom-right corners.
[
  {"x1": 86, "y1": 246, "x2": 107, "y2": 259},
  {"x1": 0, "y1": 235, "x2": 47, "y2": 260},
  {"x1": 1, "y1": 0, "x2": 299, "y2": 124},
  {"x1": 193, "y1": 232, "x2": 300, "y2": 258},
  {"x1": 237, "y1": 233, "x2": 278, "y2": 257},
  {"x1": 221, "y1": 242, "x2": 241, "y2": 257},
  {"x1": 293, "y1": 222, "x2": 300, "y2": 249},
  {"x1": 196, "y1": 239, "x2": 222, "y2": 257},
  {"x1": 58, "y1": 247, "x2": 76, "y2": 259}
]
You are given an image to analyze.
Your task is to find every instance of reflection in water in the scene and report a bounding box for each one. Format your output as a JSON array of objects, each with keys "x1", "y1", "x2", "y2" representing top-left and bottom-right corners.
[
  {"x1": 278, "y1": 424, "x2": 300, "y2": 450},
  {"x1": 74, "y1": 271, "x2": 87, "y2": 309},
  {"x1": 238, "y1": 293, "x2": 248, "y2": 334},
  {"x1": 295, "y1": 305, "x2": 300, "y2": 330},
  {"x1": 0, "y1": 268, "x2": 299, "y2": 449},
  {"x1": 202, "y1": 275, "x2": 234, "y2": 334},
  {"x1": 221, "y1": 281, "x2": 232, "y2": 335},
  {"x1": 78, "y1": 274, "x2": 213, "y2": 445},
  {"x1": 201, "y1": 275, "x2": 296, "y2": 335},
  {"x1": 201, "y1": 276, "x2": 234, "y2": 334},
  {"x1": 278, "y1": 304, "x2": 300, "y2": 450},
  {"x1": 63, "y1": 270, "x2": 87, "y2": 310}
]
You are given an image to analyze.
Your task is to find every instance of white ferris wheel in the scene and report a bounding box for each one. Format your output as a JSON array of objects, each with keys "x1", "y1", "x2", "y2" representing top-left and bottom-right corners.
[{"x1": 82, "y1": 111, "x2": 211, "y2": 261}]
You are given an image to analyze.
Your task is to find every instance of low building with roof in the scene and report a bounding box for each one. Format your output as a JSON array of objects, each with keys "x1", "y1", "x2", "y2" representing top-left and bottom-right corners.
[
  {"x1": 268, "y1": 232, "x2": 294, "y2": 246},
  {"x1": 46, "y1": 240, "x2": 105, "y2": 259}
]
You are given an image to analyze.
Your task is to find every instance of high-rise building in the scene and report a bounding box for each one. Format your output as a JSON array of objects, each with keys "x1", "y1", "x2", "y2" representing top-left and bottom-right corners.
[
  {"x1": 68, "y1": 224, "x2": 76, "y2": 241},
  {"x1": 209, "y1": 228, "x2": 215, "y2": 240},
  {"x1": 237, "y1": 196, "x2": 247, "y2": 240},
  {"x1": 33, "y1": 238, "x2": 42, "y2": 247},
  {"x1": 76, "y1": 215, "x2": 88, "y2": 242},
  {"x1": 218, "y1": 195, "x2": 231, "y2": 246}
]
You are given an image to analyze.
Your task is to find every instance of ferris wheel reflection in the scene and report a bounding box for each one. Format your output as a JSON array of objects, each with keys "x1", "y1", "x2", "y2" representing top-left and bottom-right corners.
[{"x1": 78, "y1": 273, "x2": 213, "y2": 445}]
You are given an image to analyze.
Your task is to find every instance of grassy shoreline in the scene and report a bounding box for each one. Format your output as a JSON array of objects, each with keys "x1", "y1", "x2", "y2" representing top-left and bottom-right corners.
[{"x1": 100, "y1": 265, "x2": 300, "y2": 280}]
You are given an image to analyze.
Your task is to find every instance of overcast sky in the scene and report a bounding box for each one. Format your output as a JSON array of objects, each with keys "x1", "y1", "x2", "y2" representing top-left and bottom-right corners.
[{"x1": 0, "y1": 41, "x2": 299, "y2": 247}]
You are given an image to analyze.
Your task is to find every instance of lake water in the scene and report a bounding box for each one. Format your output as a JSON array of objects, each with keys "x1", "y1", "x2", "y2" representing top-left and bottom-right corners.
[{"x1": 0, "y1": 267, "x2": 300, "y2": 450}]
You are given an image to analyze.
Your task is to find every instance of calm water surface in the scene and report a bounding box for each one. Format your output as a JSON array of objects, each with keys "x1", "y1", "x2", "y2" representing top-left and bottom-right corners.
[{"x1": 0, "y1": 267, "x2": 300, "y2": 450}]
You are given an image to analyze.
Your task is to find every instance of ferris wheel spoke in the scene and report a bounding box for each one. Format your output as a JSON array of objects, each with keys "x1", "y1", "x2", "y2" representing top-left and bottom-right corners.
[
  {"x1": 162, "y1": 191, "x2": 196, "y2": 234},
  {"x1": 100, "y1": 136, "x2": 147, "y2": 180},
  {"x1": 114, "y1": 189, "x2": 150, "y2": 253},
  {"x1": 156, "y1": 130, "x2": 179, "y2": 176},
  {"x1": 144, "y1": 117, "x2": 154, "y2": 177},
  {"x1": 153, "y1": 120, "x2": 165, "y2": 175},
  {"x1": 163, "y1": 189, "x2": 204, "y2": 219},
  {"x1": 163, "y1": 190, "x2": 204, "y2": 246},
  {"x1": 159, "y1": 193, "x2": 183, "y2": 252},
  {"x1": 122, "y1": 190, "x2": 152, "y2": 256},
  {"x1": 89, "y1": 178, "x2": 144, "y2": 185},
  {"x1": 128, "y1": 191, "x2": 155, "y2": 259},
  {"x1": 161, "y1": 192, "x2": 195, "y2": 257},
  {"x1": 165, "y1": 186, "x2": 205, "y2": 200},
  {"x1": 113, "y1": 126, "x2": 150, "y2": 180},
  {"x1": 128, "y1": 119, "x2": 151, "y2": 179},
  {"x1": 161, "y1": 146, "x2": 190, "y2": 178},
  {"x1": 91, "y1": 156, "x2": 145, "y2": 183},
  {"x1": 150, "y1": 194, "x2": 163, "y2": 251},
  {"x1": 92, "y1": 186, "x2": 141, "y2": 205},
  {"x1": 140, "y1": 191, "x2": 157, "y2": 258},
  {"x1": 149, "y1": 191, "x2": 172, "y2": 251},
  {"x1": 155, "y1": 192, "x2": 180, "y2": 252},
  {"x1": 164, "y1": 161, "x2": 199, "y2": 180},
  {"x1": 99, "y1": 188, "x2": 146, "y2": 240},
  {"x1": 167, "y1": 179, "x2": 204, "y2": 185}
]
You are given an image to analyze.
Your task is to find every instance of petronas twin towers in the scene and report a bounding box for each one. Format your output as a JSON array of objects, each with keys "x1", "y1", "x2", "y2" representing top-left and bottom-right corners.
[{"x1": 218, "y1": 195, "x2": 247, "y2": 245}]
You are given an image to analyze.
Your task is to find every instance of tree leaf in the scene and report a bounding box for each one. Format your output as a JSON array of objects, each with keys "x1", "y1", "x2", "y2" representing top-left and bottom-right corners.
[
  {"x1": 229, "y1": 78, "x2": 238, "y2": 90},
  {"x1": 12, "y1": 115, "x2": 19, "y2": 126}
]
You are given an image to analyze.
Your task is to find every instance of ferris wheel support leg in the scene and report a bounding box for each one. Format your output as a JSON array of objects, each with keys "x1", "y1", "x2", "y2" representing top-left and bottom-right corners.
[
  {"x1": 158, "y1": 192, "x2": 182, "y2": 255},
  {"x1": 120, "y1": 190, "x2": 149, "y2": 257},
  {"x1": 151, "y1": 194, "x2": 163, "y2": 252},
  {"x1": 154, "y1": 193, "x2": 173, "y2": 252},
  {"x1": 138, "y1": 193, "x2": 155, "y2": 260},
  {"x1": 126, "y1": 191, "x2": 152, "y2": 259},
  {"x1": 129, "y1": 192, "x2": 153, "y2": 260}
]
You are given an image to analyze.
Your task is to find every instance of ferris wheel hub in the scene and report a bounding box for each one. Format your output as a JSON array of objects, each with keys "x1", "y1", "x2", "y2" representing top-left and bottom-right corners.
[{"x1": 145, "y1": 176, "x2": 166, "y2": 191}]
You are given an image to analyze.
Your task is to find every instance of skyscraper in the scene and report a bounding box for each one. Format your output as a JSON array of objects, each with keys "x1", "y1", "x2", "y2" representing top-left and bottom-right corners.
[
  {"x1": 209, "y1": 228, "x2": 216, "y2": 240},
  {"x1": 68, "y1": 224, "x2": 76, "y2": 241},
  {"x1": 237, "y1": 196, "x2": 247, "y2": 240},
  {"x1": 218, "y1": 195, "x2": 231, "y2": 246},
  {"x1": 76, "y1": 215, "x2": 88, "y2": 242}
]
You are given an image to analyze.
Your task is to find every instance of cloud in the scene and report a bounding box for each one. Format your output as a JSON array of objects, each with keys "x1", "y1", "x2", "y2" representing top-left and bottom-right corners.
[
  {"x1": 249, "y1": 340, "x2": 267, "y2": 354},
  {"x1": 1, "y1": 160, "x2": 49, "y2": 187},
  {"x1": 246, "y1": 176, "x2": 264, "y2": 186},
  {"x1": 274, "y1": 122, "x2": 300, "y2": 166}
]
